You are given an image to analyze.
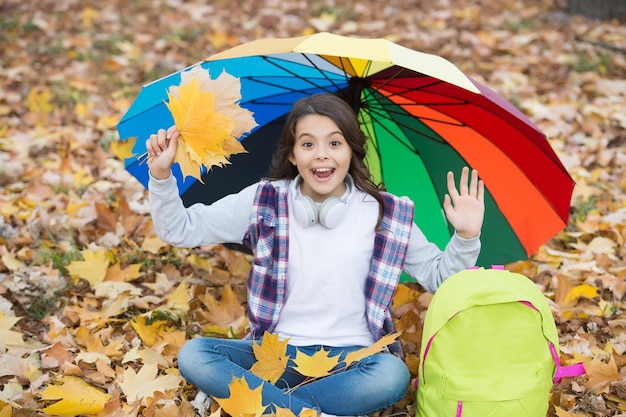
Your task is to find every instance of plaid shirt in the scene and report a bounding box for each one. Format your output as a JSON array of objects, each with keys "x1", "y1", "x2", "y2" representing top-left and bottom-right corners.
[{"x1": 242, "y1": 180, "x2": 414, "y2": 355}]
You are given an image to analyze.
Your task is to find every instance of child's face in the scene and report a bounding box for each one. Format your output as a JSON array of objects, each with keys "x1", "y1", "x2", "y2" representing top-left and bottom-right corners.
[{"x1": 289, "y1": 114, "x2": 352, "y2": 202}]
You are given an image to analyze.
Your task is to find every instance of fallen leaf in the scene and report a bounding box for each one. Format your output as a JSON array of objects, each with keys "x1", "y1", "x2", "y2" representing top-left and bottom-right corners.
[
  {"x1": 565, "y1": 284, "x2": 600, "y2": 305},
  {"x1": 0, "y1": 314, "x2": 25, "y2": 349},
  {"x1": 343, "y1": 332, "x2": 402, "y2": 366},
  {"x1": 249, "y1": 332, "x2": 290, "y2": 384},
  {"x1": 584, "y1": 356, "x2": 619, "y2": 393},
  {"x1": 65, "y1": 248, "x2": 111, "y2": 287},
  {"x1": 104, "y1": 263, "x2": 143, "y2": 282},
  {"x1": 130, "y1": 316, "x2": 173, "y2": 347},
  {"x1": 118, "y1": 363, "x2": 183, "y2": 405},
  {"x1": 392, "y1": 283, "x2": 421, "y2": 308},
  {"x1": 165, "y1": 281, "x2": 190, "y2": 314},
  {"x1": 39, "y1": 376, "x2": 111, "y2": 416},
  {"x1": 214, "y1": 375, "x2": 267, "y2": 417},
  {"x1": 110, "y1": 136, "x2": 138, "y2": 160},
  {"x1": 292, "y1": 347, "x2": 341, "y2": 378},
  {"x1": 197, "y1": 284, "x2": 247, "y2": 331}
]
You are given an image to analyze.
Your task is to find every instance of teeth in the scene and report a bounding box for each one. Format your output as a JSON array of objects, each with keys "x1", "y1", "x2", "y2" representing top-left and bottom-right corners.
[{"x1": 313, "y1": 168, "x2": 332, "y2": 173}]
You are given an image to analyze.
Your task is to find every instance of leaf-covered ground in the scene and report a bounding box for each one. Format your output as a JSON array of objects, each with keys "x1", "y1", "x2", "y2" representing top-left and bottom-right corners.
[{"x1": 1, "y1": 0, "x2": 626, "y2": 416}]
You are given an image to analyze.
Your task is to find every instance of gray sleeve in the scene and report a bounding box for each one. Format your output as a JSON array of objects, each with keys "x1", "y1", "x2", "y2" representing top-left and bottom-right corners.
[
  {"x1": 148, "y1": 174, "x2": 257, "y2": 248},
  {"x1": 403, "y1": 224, "x2": 481, "y2": 293}
]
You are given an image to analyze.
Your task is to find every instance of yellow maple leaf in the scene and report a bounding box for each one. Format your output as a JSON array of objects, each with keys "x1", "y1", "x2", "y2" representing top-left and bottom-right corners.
[
  {"x1": 75, "y1": 326, "x2": 124, "y2": 361},
  {"x1": 165, "y1": 65, "x2": 257, "y2": 181},
  {"x1": 167, "y1": 78, "x2": 234, "y2": 179},
  {"x1": 392, "y1": 283, "x2": 421, "y2": 308},
  {"x1": 249, "y1": 332, "x2": 290, "y2": 384},
  {"x1": 343, "y1": 332, "x2": 402, "y2": 366},
  {"x1": 65, "y1": 248, "x2": 110, "y2": 287},
  {"x1": 186, "y1": 253, "x2": 213, "y2": 271},
  {"x1": 141, "y1": 236, "x2": 168, "y2": 254},
  {"x1": 0, "y1": 314, "x2": 25, "y2": 349},
  {"x1": 172, "y1": 135, "x2": 204, "y2": 182},
  {"x1": 214, "y1": 375, "x2": 267, "y2": 417},
  {"x1": 179, "y1": 66, "x2": 249, "y2": 124},
  {"x1": 130, "y1": 316, "x2": 172, "y2": 347},
  {"x1": 39, "y1": 376, "x2": 111, "y2": 416},
  {"x1": 292, "y1": 347, "x2": 341, "y2": 378},
  {"x1": 118, "y1": 363, "x2": 183, "y2": 405},
  {"x1": 564, "y1": 283, "x2": 600, "y2": 304},
  {"x1": 110, "y1": 136, "x2": 138, "y2": 160},
  {"x1": 165, "y1": 282, "x2": 190, "y2": 314},
  {"x1": 129, "y1": 314, "x2": 185, "y2": 353}
]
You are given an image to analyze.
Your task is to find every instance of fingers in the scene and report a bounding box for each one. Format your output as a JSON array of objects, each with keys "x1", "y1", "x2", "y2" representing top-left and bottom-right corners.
[
  {"x1": 146, "y1": 126, "x2": 179, "y2": 159},
  {"x1": 476, "y1": 176, "x2": 485, "y2": 203},
  {"x1": 459, "y1": 166, "x2": 470, "y2": 196},
  {"x1": 467, "y1": 167, "x2": 477, "y2": 197},
  {"x1": 447, "y1": 167, "x2": 483, "y2": 200},
  {"x1": 446, "y1": 170, "x2": 459, "y2": 200},
  {"x1": 147, "y1": 128, "x2": 169, "y2": 157},
  {"x1": 167, "y1": 125, "x2": 179, "y2": 141}
]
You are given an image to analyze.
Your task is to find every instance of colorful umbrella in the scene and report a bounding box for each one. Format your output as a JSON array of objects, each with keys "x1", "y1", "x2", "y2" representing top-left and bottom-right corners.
[{"x1": 116, "y1": 32, "x2": 574, "y2": 267}]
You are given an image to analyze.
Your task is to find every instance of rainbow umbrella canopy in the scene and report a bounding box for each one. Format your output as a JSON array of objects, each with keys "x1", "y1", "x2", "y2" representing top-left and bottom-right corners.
[{"x1": 117, "y1": 32, "x2": 574, "y2": 267}]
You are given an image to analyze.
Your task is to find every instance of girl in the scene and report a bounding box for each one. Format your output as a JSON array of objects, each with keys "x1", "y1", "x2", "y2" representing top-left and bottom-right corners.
[{"x1": 147, "y1": 93, "x2": 484, "y2": 416}]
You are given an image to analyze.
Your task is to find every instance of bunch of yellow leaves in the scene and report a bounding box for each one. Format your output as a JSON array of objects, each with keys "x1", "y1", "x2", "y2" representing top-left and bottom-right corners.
[
  {"x1": 165, "y1": 64, "x2": 258, "y2": 181},
  {"x1": 211, "y1": 331, "x2": 402, "y2": 417}
]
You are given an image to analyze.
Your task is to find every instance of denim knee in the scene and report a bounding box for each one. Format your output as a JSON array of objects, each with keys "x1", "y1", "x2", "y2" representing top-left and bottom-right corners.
[
  {"x1": 370, "y1": 354, "x2": 411, "y2": 401},
  {"x1": 177, "y1": 337, "x2": 204, "y2": 380}
]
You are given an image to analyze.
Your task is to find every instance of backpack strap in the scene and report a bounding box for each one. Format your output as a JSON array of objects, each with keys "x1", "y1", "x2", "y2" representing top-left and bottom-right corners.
[
  {"x1": 549, "y1": 342, "x2": 586, "y2": 383},
  {"x1": 474, "y1": 266, "x2": 586, "y2": 384}
]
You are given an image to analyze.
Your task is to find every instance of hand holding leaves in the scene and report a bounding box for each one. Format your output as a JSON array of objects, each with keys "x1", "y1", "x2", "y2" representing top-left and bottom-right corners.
[
  {"x1": 146, "y1": 126, "x2": 179, "y2": 180},
  {"x1": 146, "y1": 65, "x2": 258, "y2": 181}
]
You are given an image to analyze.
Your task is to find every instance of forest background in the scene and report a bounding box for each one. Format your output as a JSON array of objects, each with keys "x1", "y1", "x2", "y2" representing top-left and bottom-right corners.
[{"x1": 1, "y1": 0, "x2": 626, "y2": 416}]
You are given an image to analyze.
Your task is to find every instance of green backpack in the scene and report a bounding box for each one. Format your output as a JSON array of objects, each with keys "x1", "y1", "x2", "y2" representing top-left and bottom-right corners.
[{"x1": 415, "y1": 267, "x2": 584, "y2": 417}]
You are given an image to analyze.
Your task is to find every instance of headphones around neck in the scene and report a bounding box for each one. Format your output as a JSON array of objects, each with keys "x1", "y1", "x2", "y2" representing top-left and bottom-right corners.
[{"x1": 290, "y1": 175, "x2": 352, "y2": 229}]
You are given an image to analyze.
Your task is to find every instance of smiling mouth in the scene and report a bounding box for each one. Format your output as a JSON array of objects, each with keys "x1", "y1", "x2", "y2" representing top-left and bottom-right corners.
[{"x1": 312, "y1": 168, "x2": 334, "y2": 179}]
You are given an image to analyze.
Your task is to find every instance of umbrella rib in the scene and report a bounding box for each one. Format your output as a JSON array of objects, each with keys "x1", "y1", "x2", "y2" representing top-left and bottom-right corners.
[
  {"x1": 331, "y1": 56, "x2": 362, "y2": 107},
  {"x1": 361, "y1": 104, "x2": 449, "y2": 150},
  {"x1": 369, "y1": 67, "x2": 449, "y2": 98},
  {"x1": 369, "y1": 101, "x2": 467, "y2": 128},
  {"x1": 369, "y1": 68, "x2": 473, "y2": 106},
  {"x1": 301, "y1": 54, "x2": 354, "y2": 102},
  {"x1": 369, "y1": 67, "x2": 409, "y2": 94},
  {"x1": 392, "y1": 87, "x2": 478, "y2": 108},
  {"x1": 237, "y1": 55, "x2": 350, "y2": 103},
  {"x1": 361, "y1": 91, "x2": 459, "y2": 143}
]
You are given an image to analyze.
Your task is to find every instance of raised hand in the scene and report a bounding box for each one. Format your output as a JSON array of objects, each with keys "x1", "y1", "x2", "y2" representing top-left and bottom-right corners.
[
  {"x1": 442, "y1": 167, "x2": 485, "y2": 239},
  {"x1": 146, "y1": 126, "x2": 179, "y2": 180}
]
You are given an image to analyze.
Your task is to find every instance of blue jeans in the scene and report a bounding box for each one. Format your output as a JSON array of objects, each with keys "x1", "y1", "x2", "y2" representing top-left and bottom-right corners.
[{"x1": 178, "y1": 337, "x2": 410, "y2": 415}]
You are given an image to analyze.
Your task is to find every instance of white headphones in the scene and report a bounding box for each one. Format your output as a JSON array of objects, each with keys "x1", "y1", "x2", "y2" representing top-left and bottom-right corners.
[{"x1": 290, "y1": 175, "x2": 353, "y2": 229}]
